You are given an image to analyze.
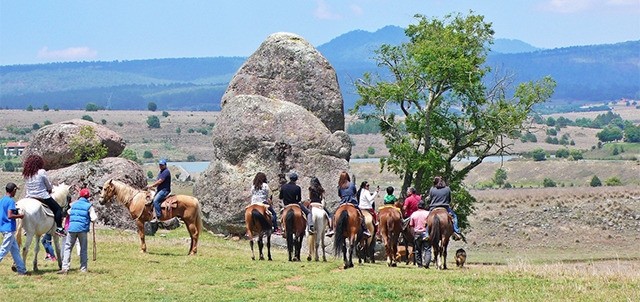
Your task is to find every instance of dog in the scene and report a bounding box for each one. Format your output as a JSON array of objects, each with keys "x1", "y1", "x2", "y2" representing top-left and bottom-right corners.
[
  {"x1": 455, "y1": 248, "x2": 467, "y2": 268},
  {"x1": 395, "y1": 245, "x2": 414, "y2": 263}
]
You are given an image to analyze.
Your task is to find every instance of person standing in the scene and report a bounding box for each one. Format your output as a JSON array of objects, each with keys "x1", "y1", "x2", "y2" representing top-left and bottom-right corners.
[
  {"x1": 428, "y1": 176, "x2": 464, "y2": 241},
  {"x1": 22, "y1": 154, "x2": 65, "y2": 236},
  {"x1": 58, "y1": 188, "x2": 97, "y2": 274},
  {"x1": 0, "y1": 182, "x2": 28, "y2": 275},
  {"x1": 250, "y1": 172, "x2": 279, "y2": 234},
  {"x1": 337, "y1": 171, "x2": 371, "y2": 238},
  {"x1": 146, "y1": 159, "x2": 171, "y2": 224},
  {"x1": 409, "y1": 201, "x2": 431, "y2": 268},
  {"x1": 41, "y1": 234, "x2": 56, "y2": 261},
  {"x1": 279, "y1": 173, "x2": 313, "y2": 233}
]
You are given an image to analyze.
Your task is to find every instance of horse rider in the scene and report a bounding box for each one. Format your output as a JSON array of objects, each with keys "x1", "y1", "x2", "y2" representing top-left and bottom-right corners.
[
  {"x1": 337, "y1": 171, "x2": 371, "y2": 238},
  {"x1": 279, "y1": 172, "x2": 313, "y2": 234},
  {"x1": 146, "y1": 159, "x2": 171, "y2": 224},
  {"x1": 308, "y1": 176, "x2": 334, "y2": 237},
  {"x1": 250, "y1": 172, "x2": 279, "y2": 234},
  {"x1": 357, "y1": 181, "x2": 379, "y2": 227},
  {"x1": 22, "y1": 154, "x2": 65, "y2": 236},
  {"x1": 427, "y1": 176, "x2": 464, "y2": 241}
]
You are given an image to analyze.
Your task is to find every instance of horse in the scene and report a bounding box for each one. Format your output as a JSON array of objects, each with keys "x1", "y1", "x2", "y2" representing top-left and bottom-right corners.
[
  {"x1": 281, "y1": 204, "x2": 305, "y2": 261},
  {"x1": 378, "y1": 205, "x2": 402, "y2": 267},
  {"x1": 333, "y1": 203, "x2": 365, "y2": 269},
  {"x1": 15, "y1": 183, "x2": 70, "y2": 272},
  {"x1": 306, "y1": 202, "x2": 329, "y2": 262},
  {"x1": 357, "y1": 210, "x2": 375, "y2": 264},
  {"x1": 244, "y1": 204, "x2": 272, "y2": 261},
  {"x1": 396, "y1": 199, "x2": 416, "y2": 266},
  {"x1": 98, "y1": 179, "x2": 202, "y2": 255},
  {"x1": 426, "y1": 207, "x2": 453, "y2": 270}
]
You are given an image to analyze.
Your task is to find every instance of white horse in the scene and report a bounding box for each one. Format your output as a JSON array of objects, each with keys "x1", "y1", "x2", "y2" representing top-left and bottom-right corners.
[
  {"x1": 15, "y1": 184, "x2": 70, "y2": 272},
  {"x1": 306, "y1": 202, "x2": 329, "y2": 262}
]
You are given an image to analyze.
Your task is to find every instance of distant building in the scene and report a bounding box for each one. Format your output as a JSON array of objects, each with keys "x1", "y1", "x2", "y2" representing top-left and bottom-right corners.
[{"x1": 3, "y1": 141, "x2": 29, "y2": 156}]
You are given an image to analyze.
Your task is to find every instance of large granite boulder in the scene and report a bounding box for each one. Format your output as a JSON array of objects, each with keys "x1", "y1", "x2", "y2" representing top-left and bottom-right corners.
[
  {"x1": 48, "y1": 157, "x2": 146, "y2": 229},
  {"x1": 222, "y1": 32, "x2": 345, "y2": 133},
  {"x1": 22, "y1": 119, "x2": 125, "y2": 170},
  {"x1": 195, "y1": 95, "x2": 351, "y2": 233}
]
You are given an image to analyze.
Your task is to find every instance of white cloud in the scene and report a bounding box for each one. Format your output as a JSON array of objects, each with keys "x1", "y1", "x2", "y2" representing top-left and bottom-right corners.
[
  {"x1": 37, "y1": 46, "x2": 98, "y2": 61},
  {"x1": 350, "y1": 4, "x2": 363, "y2": 16},
  {"x1": 540, "y1": 0, "x2": 639, "y2": 13},
  {"x1": 314, "y1": 0, "x2": 342, "y2": 20},
  {"x1": 541, "y1": 0, "x2": 595, "y2": 13}
]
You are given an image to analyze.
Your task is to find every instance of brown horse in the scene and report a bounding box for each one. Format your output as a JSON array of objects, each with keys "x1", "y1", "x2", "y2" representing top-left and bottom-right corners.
[
  {"x1": 378, "y1": 205, "x2": 402, "y2": 267},
  {"x1": 98, "y1": 179, "x2": 202, "y2": 255},
  {"x1": 244, "y1": 204, "x2": 273, "y2": 261},
  {"x1": 357, "y1": 210, "x2": 376, "y2": 264},
  {"x1": 395, "y1": 199, "x2": 416, "y2": 266},
  {"x1": 426, "y1": 207, "x2": 453, "y2": 269},
  {"x1": 333, "y1": 203, "x2": 365, "y2": 269},
  {"x1": 281, "y1": 204, "x2": 306, "y2": 261}
]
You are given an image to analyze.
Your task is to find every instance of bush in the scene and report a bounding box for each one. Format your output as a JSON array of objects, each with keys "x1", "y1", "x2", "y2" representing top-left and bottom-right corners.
[
  {"x1": 101, "y1": 119, "x2": 107, "y2": 125},
  {"x1": 605, "y1": 177, "x2": 622, "y2": 186},
  {"x1": 42, "y1": 104, "x2": 49, "y2": 111},
  {"x1": 69, "y1": 126, "x2": 107, "y2": 162},
  {"x1": 26, "y1": 105, "x2": 33, "y2": 111},
  {"x1": 493, "y1": 168, "x2": 507, "y2": 187},
  {"x1": 555, "y1": 148, "x2": 570, "y2": 158},
  {"x1": 532, "y1": 148, "x2": 546, "y2": 161},
  {"x1": 590, "y1": 176, "x2": 602, "y2": 187},
  {"x1": 3, "y1": 161, "x2": 15, "y2": 172},
  {"x1": 85, "y1": 103, "x2": 101, "y2": 111},
  {"x1": 569, "y1": 149, "x2": 583, "y2": 160},
  {"x1": 162, "y1": 111, "x2": 170, "y2": 117},
  {"x1": 147, "y1": 171, "x2": 154, "y2": 179},
  {"x1": 176, "y1": 127, "x2": 181, "y2": 134},
  {"x1": 367, "y1": 146, "x2": 375, "y2": 155},
  {"x1": 542, "y1": 178, "x2": 556, "y2": 187},
  {"x1": 43, "y1": 120, "x2": 52, "y2": 126},
  {"x1": 187, "y1": 155, "x2": 196, "y2": 162},
  {"x1": 147, "y1": 115, "x2": 160, "y2": 128},
  {"x1": 81, "y1": 115, "x2": 94, "y2": 122},
  {"x1": 32, "y1": 123, "x2": 40, "y2": 130},
  {"x1": 119, "y1": 149, "x2": 140, "y2": 163},
  {"x1": 148, "y1": 102, "x2": 157, "y2": 112},
  {"x1": 143, "y1": 150, "x2": 153, "y2": 159}
]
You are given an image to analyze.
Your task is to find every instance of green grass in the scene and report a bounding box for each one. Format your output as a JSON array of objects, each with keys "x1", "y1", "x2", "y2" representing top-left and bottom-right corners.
[
  {"x1": 583, "y1": 142, "x2": 640, "y2": 160},
  {"x1": 1, "y1": 228, "x2": 638, "y2": 302}
]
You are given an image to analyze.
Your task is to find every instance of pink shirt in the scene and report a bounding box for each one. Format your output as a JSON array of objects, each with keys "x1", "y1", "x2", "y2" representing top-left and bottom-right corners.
[{"x1": 409, "y1": 209, "x2": 430, "y2": 233}]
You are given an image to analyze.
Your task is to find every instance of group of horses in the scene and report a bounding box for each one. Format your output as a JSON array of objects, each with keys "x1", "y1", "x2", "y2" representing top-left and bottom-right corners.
[
  {"x1": 244, "y1": 200, "x2": 456, "y2": 270},
  {"x1": 14, "y1": 178, "x2": 455, "y2": 273}
]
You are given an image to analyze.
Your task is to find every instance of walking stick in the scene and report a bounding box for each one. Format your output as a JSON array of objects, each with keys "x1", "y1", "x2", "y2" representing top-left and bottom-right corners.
[{"x1": 92, "y1": 221, "x2": 97, "y2": 261}]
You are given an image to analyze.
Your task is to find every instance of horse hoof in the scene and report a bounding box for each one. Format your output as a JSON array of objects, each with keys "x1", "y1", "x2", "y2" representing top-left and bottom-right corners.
[
  {"x1": 343, "y1": 265, "x2": 350, "y2": 269},
  {"x1": 268, "y1": 258, "x2": 272, "y2": 261},
  {"x1": 391, "y1": 263, "x2": 397, "y2": 267},
  {"x1": 11, "y1": 265, "x2": 17, "y2": 272},
  {"x1": 307, "y1": 256, "x2": 312, "y2": 261},
  {"x1": 251, "y1": 257, "x2": 255, "y2": 261},
  {"x1": 259, "y1": 257, "x2": 265, "y2": 261}
]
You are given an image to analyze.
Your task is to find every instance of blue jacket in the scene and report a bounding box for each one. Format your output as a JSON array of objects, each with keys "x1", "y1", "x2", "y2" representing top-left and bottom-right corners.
[{"x1": 68, "y1": 198, "x2": 92, "y2": 233}]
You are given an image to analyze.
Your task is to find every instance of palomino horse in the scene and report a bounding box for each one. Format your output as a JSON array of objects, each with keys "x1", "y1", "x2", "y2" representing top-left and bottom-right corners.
[
  {"x1": 15, "y1": 183, "x2": 70, "y2": 271},
  {"x1": 357, "y1": 210, "x2": 375, "y2": 264},
  {"x1": 426, "y1": 207, "x2": 454, "y2": 270},
  {"x1": 98, "y1": 179, "x2": 202, "y2": 255},
  {"x1": 281, "y1": 204, "x2": 305, "y2": 262},
  {"x1": 378, "y1": 205, "x2": 402, "y2": 267},
  {"x1": 333, "y1": 203, "x2": 365, "y2": 269},
  {"x1": 306, "y1": 202, "x2": 329, "y2": 262},
  {"x1": 244, "y1": 204, "x2": 272, "y2": 261}
]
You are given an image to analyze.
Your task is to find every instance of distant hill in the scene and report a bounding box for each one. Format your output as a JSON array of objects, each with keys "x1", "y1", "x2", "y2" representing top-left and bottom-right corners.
[{"x1": 1, "y1": 26, "x2": 638, "y2": 111}]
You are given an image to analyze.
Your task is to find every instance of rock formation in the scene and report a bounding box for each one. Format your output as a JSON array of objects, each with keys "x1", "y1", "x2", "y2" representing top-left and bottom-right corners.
[
  {"x1": 195, "y1": 32, "x2": 352, "y2": 233},
  {"x1": 22, "y1": 119, "x2": 125, "y2": 170},
  {"x1": 222, "y1": 32, "x2": 345, "y2": 133},
  {"x1": 49, "y1": 157, "x2": 146, "y2": 229}
]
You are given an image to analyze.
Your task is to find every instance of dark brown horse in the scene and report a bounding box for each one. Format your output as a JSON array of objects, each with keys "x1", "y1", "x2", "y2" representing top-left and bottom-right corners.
[
  {"x1": 357, "y1": 210, "x2": 376, "y2": 264},
  {"x1": 99, "y1": 179, "x2": 202, "y2": 255},
  {"x1": 378, "y1": 205, "x2": 403, "y2": 267},
  {"x1": 281, "y1": 204, "x2": 306, "y2": 261},
  {"x1": 395, "y1": 199, "x2": 416, "y2": 265},
  {"x1": 244, "y1": 204, "x2": 273, "y2": 261},
  {"x1": 333, "y1": 203, "x2": 364, "y2": 269},
  {"x1": 426, "y1": 207, "x2": 453, "y2": 269}
]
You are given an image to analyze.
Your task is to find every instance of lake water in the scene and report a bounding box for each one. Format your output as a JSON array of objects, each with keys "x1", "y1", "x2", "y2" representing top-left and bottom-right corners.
[{"x1": 167, "y1": 161, "x2": 210, "y2": 174}]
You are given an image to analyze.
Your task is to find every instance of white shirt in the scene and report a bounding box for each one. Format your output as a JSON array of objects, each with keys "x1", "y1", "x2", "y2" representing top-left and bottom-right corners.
[
  {"x1": 358, "y1": 188, "x2": 378, "y2": 210},
  {"x1": 25, "y1": 169, "x2": 52, "y2": 199},
  {"x1": 250, "y1": 183, "x2": 270, "y2": 205}
]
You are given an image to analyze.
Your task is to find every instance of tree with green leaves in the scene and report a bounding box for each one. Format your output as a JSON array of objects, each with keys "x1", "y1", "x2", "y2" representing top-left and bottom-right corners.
[
  {"x1": 493, "y1": 168, "x2": 507, "y2": 187},
  {"x1": 351, "y1": 12, "x2": 556, "y2": 229},
  {"x1": 147, "y1": 115, "x2": 160, "y2": 128},
  {"x1": 69, "y1": 126, "x2": 108, "y2": 162},
  {"x1": 590, "y1": 175, "x2": 602, "y2": 187},
  {"x1": 148, "y1": 102, "x2": 158, "y2": 112}
]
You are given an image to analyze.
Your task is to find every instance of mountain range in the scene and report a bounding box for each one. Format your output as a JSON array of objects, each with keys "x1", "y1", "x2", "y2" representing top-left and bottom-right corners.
[{"x1": 1, "y1": 26, "x2": 638, "y2": 111}]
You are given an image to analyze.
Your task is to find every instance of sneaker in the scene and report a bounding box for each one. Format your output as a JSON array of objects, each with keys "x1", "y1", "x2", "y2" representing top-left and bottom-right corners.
[
  {"x1": 362, "y1": 230, "x2": 371, "y2": 238},
  {"x1": 308, "y1": 225, "x2": 315, "y2": 234},
  {"x1": 18, "y1": 272, "x2": 31, "y2": 276},
  {"x1": 55, "y1": 228, "x2": 66, "y2": 237},
  {"x1": 325, "y1": 229, "x2": 334, "y2": 237},
  {"x1": 452, "y1": 232, "x2": 462, "y2": 241},
  {"x1": 44, "y1": 253, "x2": 53, "y2": 261},
  {"x1": 273, "y1": 228, "x2": 282, "y2": 236},
  {"x1": 57, "y1": 269, "x2": 68, "y2": 275},
  {"x1": 149, "y1": 217, "x2": 159, "y2": 224}
]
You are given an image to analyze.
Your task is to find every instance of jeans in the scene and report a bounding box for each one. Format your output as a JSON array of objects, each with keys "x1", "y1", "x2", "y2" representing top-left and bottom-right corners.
[
  {"x1": 413, "y1": 231, "x2": 432, "y2": 267},
  {"x1": 42, "y1": 233, "x2": 55, "y2": 256},
  {"x1": 153, "y1": 189, "x2": 170, "y2": 219},
  {"x1": 446, "y1": 207, "x2": 461, "y2": 234},
  {"x1": 266, "y1": 204, "x2": 277, "y2": 230},
  {"x1": 0, "y1": 231, "x2": 27, "y2": 274},
  {"x1": 62, "y1": 231, "x2": 88, "y2": 272}
]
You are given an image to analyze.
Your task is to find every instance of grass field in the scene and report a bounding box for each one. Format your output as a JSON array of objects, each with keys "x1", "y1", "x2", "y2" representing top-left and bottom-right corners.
[{"x1": 1, "y1": 227, "x2": 638, "y2": 302}]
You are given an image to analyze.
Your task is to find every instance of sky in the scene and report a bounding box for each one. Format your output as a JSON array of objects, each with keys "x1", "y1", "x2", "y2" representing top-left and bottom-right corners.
[{"x1": 1, "y1": 0, "x2": 639, "y2": 65}]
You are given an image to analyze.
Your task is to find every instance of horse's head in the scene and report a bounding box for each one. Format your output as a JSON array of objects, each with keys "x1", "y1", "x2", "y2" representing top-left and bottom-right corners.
[
  {"x1": 52, "y1": 183, "x2": 71, "y2": 207},
  {"x1": 99, "y1": 179, "x2": 116, "y2": 205}
]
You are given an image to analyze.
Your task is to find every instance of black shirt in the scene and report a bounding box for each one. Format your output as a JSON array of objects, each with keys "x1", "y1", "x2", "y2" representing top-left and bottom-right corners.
[{"x1": 279, "y1": 182, "x2": 301, "y2": 206}]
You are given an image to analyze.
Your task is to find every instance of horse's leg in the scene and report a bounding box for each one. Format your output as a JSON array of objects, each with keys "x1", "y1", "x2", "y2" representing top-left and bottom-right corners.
[
  {"x1": 320, "y1": 232, "x2": 326, "y2": 262},
  {"x1": 135, "y1": 220, "x2": 147, "y2": 253},
  {"x1": 295, "y1": 234, "x2": 303, "y2": 262},
  {"x1": 266, "y1": 233, "x2": 272, "y2": 261},
  {"x1": 306, "y1": 233, "x2": 313, "y2": 261},
  {"x1": 52, "y1": 234, "x2": 62, "y2": 269},
  {"x1": 186, "y1": 220, "x2": 199, "y2": 255},
  {"x1": 348, "y1": 240, "x2": 354, "y2": 268},
  {"x1": 258, "y1": 236, "x2": 264, "y2": 260},
  {"x1": 443, "y1": 239, "x2": 449, "y2": 270},
  {"x1": 342, "y1": 240, "x2": 348, "y2": 269},
  {"x1": 33, "y1": 235, "x2": 42, "y2": 272},
  {"x1": 21, "y1": 234, "x2": 34, "y2": 272},
  {"x1": 249, "y1": 239, "x2": 255, "y2": 260}
]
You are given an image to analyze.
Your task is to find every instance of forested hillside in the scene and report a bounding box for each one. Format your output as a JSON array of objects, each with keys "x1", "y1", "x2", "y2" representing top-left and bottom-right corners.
[{"x1": 1, "y1": 26, "x2": 638, "y2": 111}]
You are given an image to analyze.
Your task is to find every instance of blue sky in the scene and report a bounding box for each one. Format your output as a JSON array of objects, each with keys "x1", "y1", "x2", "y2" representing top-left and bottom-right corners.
[{"x1": 1, "y1": 0, "x2": 638, "y2": 65}]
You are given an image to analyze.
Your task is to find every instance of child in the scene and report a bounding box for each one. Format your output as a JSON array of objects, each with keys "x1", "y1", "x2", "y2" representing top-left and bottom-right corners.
[
  {"x1": 383, "y1": 186, "x2": 397, "y2": 205},
  {"x1": 58, "y1": 188, "x2": 97, "y2": 274},
  {"x1": 41, "y1": 234, "x2": 56, "y2": 261},
  {"x1": 0, "y1": 182, "x2": 29, "y2": 275}
]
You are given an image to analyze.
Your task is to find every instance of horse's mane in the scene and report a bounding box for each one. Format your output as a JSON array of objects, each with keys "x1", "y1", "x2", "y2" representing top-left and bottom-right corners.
[
  {"x1": 51, "y1": 183, "x2": 70, "y2": 207},
  {"x1": 109, "y1": 180, "x2": 141, "y2": 203}
]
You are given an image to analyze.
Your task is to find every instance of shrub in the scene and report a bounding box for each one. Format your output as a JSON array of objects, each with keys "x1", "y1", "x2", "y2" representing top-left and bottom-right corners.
[
  {"x1": 187, "y1": 155, "x2": 196, "y2": 162},
  {"x1": 555, "y1": 148, "x2": 570, "y2": 158},
  {"x1": 85, "y1": 103, "x2": 100, "y2": 111},
  {"x1": 42, "y1": 104, "x2": 49, "y2": 111},
  {"x1": 493, "y1": 168, "x2": 507, "y2": 187},
  {"x1": 32, "y1": 123, "x2": 40, "y2": 130},
  {"x1": 546, "y1": 128, "x2": 557, "y2": 136},
  {"x1": 148, "y1": 102, "x2": 157, "y2": 112},
  {"x1": 367, "y1": 146, "x2": 375, "y2": 155},
  {"x1": 117, "y1": 122, "x2": 124, "y2": 127},
  {"x1": 119, "y1": 149, "x2": 139, "y2": 163},
  {"x1": 101, "y1": 119, "x2": 107, "y2": 125},
  {"x1": 69, "y1": 126, "x2": 108, "y2": 162},
  {"x1": 147, "y1": 115, "x2": 160, "y2": 128},
  {"x1": 4, "y1": 161, "x2": 15, "y2": 172},
  {"x1": 605, "y1": 177, "x2": 622, "y2": 186},
  {"x1": 147, "y1": 171, "x2": 154, "y2": 179},
  {"x1": 143, "y1": 150, "x2": 153, "y2": 159},
  {"x1": 176, "y1": 127, "x2": 181, "y2": 134},
  {"x1": 542, "y1": 178, "x2": 556, "y2": 187},
  {"x1": 26, "y1": 105, "x2": 33, "y2": 111},
  {"x1": 590, "y1": 176, "x2": 602, "y2": 187},
  {"x1": 81, "y1": 115, "x2": 94, "y2": 122},
  {"x1": 570, "y1": 149, "x2": 583, "y2": 160},
  {"x1": 162, "y1": 111, "x2": 170, "y2": 117},
  {"x1": 43, "y1": 120, "x2": 52, "y2": 126},
  {"x1": 532, "y1": 148, "x2": 546, "y2": 161}
]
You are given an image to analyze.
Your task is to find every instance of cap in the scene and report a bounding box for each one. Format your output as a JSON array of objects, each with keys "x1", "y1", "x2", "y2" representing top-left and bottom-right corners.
[
  {"x1": 158, "y1": 159, "x2": 167, "y2": 165},
  {"x1": 79, "y1": 188, "x2": 91, "y2": 198},
  {"x1": 288, "y1": 172, "x2": 298, "y2": 181},
  {"x1": 5, "y1": 182, "x2": 18, "y2": 193}
]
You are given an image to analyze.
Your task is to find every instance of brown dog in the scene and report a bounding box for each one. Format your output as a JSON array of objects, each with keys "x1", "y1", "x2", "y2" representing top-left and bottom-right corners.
[
  {"x1": 455, "y1": 248, "x2": 467, "y2": 268},
  {"x1": 395, "y1": 245, "x2": 414, "y2": 263}
]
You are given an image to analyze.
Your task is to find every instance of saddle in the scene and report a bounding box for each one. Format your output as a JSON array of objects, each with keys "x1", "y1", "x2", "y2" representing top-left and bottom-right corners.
[
  {"x1": 246, "y1": 203, "x2": 272, "y2": 221},
  {"x1": 31, "y1": 198, "x2": 55, "y2": 217},
  {"x1": 378, "y1": 205, "x2": 401, "y2": 213},
  {"x1": 280, "y1": 204, "x2": 307, "y2": 234},
  {"x1": 308, "y1": 202, "x2": 324, "y2": 209},
  {"x1": 147, "y1": 194, "x2": 179, "y2": 218}
]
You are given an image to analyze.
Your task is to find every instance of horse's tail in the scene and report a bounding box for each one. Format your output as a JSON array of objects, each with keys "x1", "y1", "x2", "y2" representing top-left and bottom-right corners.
[
  {"x1": 333, "y1": 210, "x2": 348, "y2": 256},
  {"x1": 285, "y1": 209, "x2": 295, "y2": 240},
  {"x1": 252, "y1": 209, "x2": 270, "y2": 231},
  {"x1": 430, "y1": 215, "x2": 441, "y2": 250},
  {"x1": 16, "y1": 216, "x2": 23, "y2": 247},
  {"x1": 195, "y1": 199, "x2": 203, "y2": 234}
]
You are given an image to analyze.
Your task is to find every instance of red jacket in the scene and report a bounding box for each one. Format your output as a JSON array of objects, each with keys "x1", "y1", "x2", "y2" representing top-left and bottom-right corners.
[{"x1": 403, "y1": 194, "x2": 421, "y2": 218}]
